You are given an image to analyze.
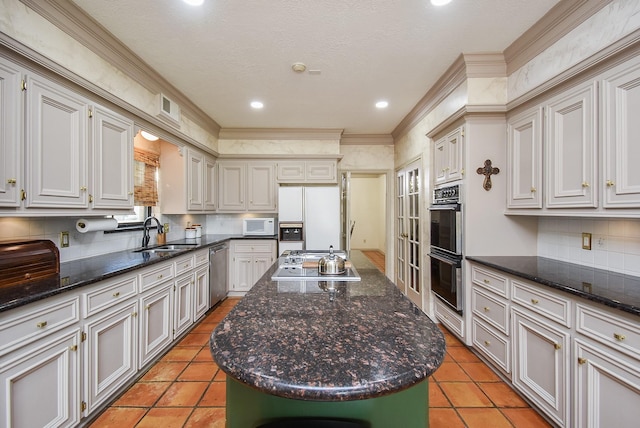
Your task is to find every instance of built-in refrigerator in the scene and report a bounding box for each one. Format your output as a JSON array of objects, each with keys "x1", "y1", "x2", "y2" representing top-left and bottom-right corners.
[{"x1": 278, "y1": 186, "x2": 341, "y2": 252}]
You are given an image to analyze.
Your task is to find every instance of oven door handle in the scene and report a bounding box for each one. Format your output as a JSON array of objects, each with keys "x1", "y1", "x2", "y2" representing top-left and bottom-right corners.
[
  {"x1": 429, "y1": 252, "x2": 461, "y2": 267},
  {"x1": 429, "y1": 203, "x2": 461, "y2": 211}
]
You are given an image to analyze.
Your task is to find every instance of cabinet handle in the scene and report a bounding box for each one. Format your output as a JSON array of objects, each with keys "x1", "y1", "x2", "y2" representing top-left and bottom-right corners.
[
  {"x1": 531, "y1": 299, "x2": 539, "y2": 304},
  {"x1": 89, "y1": 194, "x2": 93, "y2": 203},
  {"x1": 132, "y1": 312, "x2": 137, "y2": 317},
  {"x1": 613, "y1": 333, "x2": 626, "y2": 341},
  {"x1": 531, "y1": 187, "x2": 537, "y2": 193},
  {"x1": 145, "y1": 305, "x2": 150, "y2": 310},
  {"x1": 483, "y1": 279, "x2": 490, "y2": 284},
  {"x1": 36, "y1": 321, "x2": 48, "y2": 328},
  {"x1": 484, "y1": 340, "x2": 490, "y2": 346},
  {"x1": 578, "y1": 357, "x2": 587, "y2": 365},
  {"x1": 128, "y1": 191, "x2": 134, "y2": 195},
  {"x1": 7, "y1": 178, "x2": 16, "y2": 184},
  {"x1": 113, "y1": 292, "x2": 120, "y2": 298},
  {"x1": 606, "y1": 180, "x2": 615, "y2": 187},
  {"x1": 184, "y1": 263, "x2": 190, "y2": 268},
  {"x1": 483, "y1": 307, "x2": 490, "y2": 312},
  {"x1": 20, "y1": 189, "x2": 26, "y2": 201},
  {"x1": 80, "y1": 186, "x2": 87, "y2": 191},
  {"x1": 554, "y1": 343, "x2": 562, "y2": 350},
  {"x1": 581, "y1": 182, "x2": 590, "y2": 188},
  {"x1": 157, "y1": 274, "x2": 163, "y2": 279},
  {"x1": 69, "y1": 344, "x2": 78, "y2": 352}
]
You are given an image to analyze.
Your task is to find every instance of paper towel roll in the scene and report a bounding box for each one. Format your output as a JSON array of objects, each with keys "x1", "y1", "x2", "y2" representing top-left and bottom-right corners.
[{"x1": 76, "y1": 218, "x2": 118, "y2": 233}]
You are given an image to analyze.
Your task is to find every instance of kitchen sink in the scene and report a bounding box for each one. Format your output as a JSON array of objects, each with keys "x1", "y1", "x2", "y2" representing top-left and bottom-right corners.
[{"x1": 134, "y1": 244, "x2": 198, "y2": 253}]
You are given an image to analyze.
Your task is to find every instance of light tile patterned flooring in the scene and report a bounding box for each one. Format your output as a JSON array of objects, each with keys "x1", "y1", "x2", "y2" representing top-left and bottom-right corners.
[{"x1": 89, "y1": 293, "x2": 552, "y2": 428}]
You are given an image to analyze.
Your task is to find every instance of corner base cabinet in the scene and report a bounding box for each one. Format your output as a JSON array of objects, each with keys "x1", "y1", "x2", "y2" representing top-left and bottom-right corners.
[{"x1": 229, "y1": 240, "x2": 276, "y2": 293}]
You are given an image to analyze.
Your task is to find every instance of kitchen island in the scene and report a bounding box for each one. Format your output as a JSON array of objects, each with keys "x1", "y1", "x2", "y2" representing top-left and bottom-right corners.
[{"x1": 210, "y1": 251, "x2": 446, "y2": 427}]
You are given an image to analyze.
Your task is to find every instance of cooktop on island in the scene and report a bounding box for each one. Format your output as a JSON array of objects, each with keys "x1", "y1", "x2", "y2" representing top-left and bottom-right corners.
[{"x1": 271, "y1": 250, "x2": 361, "y2": 281}]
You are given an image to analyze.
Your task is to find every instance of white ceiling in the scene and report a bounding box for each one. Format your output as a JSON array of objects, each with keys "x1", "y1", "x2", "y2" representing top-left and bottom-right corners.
[{"x1": 70, "y1": 0, "x2": 560, "y2": 135}]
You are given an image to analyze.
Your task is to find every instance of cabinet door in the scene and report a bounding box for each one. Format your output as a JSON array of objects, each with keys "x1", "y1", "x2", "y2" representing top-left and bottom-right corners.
[
  {"x1": 248, "y1": 162, "x2": 276, "y2": 211},
  {"x1": 602, "y1": 58, "x2": 640, "y2": 207},
  {"x1": 306, "y1": 160, "x2": 336, "y2": 183},
  {"x1": 84, "y1": 301, "x2": 138, "y2": 413},
  {"x1": 0, "y1": 329, "x2": 81, "y2": 428},
  {"x1": 0, "y1": 57, "x2": 22, "y2": 207},
  {"x1": 173, "y1": 275, "x2": 193, "y2": 339},
  {"x1": 445, "y1": 127, "x2": 464, "y2": 182},
  {"x1": 140, "y1": 285, "x2": 173, "y2": 367},
  {"x1": 193, "y1": 265, "x2": 210, "y2": 321},
  {"x1": 545, "y1": 82, "x2": 598, "y2": 208},
  {"x1": 232, "y1": 255, "x2": 253, "y2": 291},
  {"x1": 204, "y1": 155, "x2": 217, "y2": 211},
  {"x1": 574, "y1": 339, "x2": 640, "y2": 428},
  {"x1": 218, "y1": 161, "x2": 246, "y2": 211},
  {"x1": 253, "y1": 254, "x2": 273, "y2": 284},
  {"x1": 187, "y1": 148, "x2": 204, "y2": 211},
  {"x1": 512, "y1": 307, "x2": 570, "y2": 427},
  {"x1": 91, "y1": 105, "x2": 134, "y2": 209},
  {"x1": 277, "y1": 161, "x2": 305, "y2": 182},
  {"x1": 434, "y1": 138, "x2": 448, "y2": 184},
  {"x1": 25, "y1": 74, "x2": 89, "y2": 208},
  {"x1": 507, "y1": 107, "x2": 543, "y2": 208}
]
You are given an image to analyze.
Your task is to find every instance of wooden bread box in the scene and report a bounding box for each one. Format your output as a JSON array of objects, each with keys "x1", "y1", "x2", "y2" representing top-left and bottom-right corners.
[{"x1": 0, "y1": 240, "x2": 60, "y2": 288}]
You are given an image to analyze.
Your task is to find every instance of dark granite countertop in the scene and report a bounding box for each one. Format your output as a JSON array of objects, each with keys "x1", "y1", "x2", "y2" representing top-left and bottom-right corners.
[
  {"x1": 466, "y1": 256, "x2": 640, "y2": 317},
  {"x1": 0, "y1": 234, "x2": 276, "y2": 313},
  {"x1": 209, "y1": 251, "x2": 446, "y2": 402}
]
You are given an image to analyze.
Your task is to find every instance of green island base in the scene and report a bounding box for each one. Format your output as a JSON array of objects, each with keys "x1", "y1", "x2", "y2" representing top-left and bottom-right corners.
[{"x1": 226, "y1": 377, "x2": 429, "y2": 428}]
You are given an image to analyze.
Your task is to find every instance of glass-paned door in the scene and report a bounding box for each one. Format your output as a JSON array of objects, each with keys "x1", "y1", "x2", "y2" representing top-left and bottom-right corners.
[{"x1": 396, "y1": 161, "x2": 422, "y2": 308}]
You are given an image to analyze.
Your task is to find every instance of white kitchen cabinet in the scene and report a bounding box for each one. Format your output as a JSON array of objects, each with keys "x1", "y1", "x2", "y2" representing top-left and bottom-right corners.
[
  {"x1": 139, "y1": 284, "x2": 173, "y2": 367},
  {"x1": 601, "y1": 56, "x2": 640, "y2": 208},
  {"x1": 511, "y1": 306, "x2": 570, "y2": 427},
  {"x1": 544, "y1": 81, "x2": 598, "y2": 209},
  {"x1": 0, "y1": 56, "x2": 22, "y2": 207},
  {"x1": 83, "y1": 299, "x2": 138, "y2": 414},
  {"x1": 159, "y1": 143, "x2": 217, "y2": 214},
  {"x1": 574, "y1": 338, "x2": 640, "y2": 428},
  {"x1": 277, "y1": 160, "x2": 337, "y2": 184},
  {"x1": 507, "y1": 106, "x2": 543, "y2": 209},
  {"x1": 193, "y1": 264, "x2": 210, "y2": 321},
  {"x1": 434, "y1": 126, "x2": 464, "y2": 185},
  {"x1": 25, "y1": 73, "x2": 90, "y2": 209},
  {"x1": 0, "y1": 328, "x2": 81, "y2": 428},
  {"x1": 173, "y1": 274, "x2": 193, "y2": 339},
  {"x1": 229, "y1": 240, "x2": 276, "y2": 293},
  {"x1": 218, "y1": 160, "x2": 277, "y2": 212},
  {"x1": 91, "y1": 104, "x2": 134, "y2": 209}
]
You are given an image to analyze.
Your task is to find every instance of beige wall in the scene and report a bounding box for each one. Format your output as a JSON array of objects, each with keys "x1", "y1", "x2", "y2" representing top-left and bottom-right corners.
[{"x1": 349, "y1": 175, "x2": 386, "y2": 253}]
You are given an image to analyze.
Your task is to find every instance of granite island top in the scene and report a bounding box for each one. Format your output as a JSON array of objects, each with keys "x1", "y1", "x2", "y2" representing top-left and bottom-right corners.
[
  {"x1": 466, "y1": 256, "x2": 640, "y2": 317},
  {"x1": 0, "y1": 234, "x2": 276, "y2": 313},
  {"x1": 209, "y1": 251, "x2": 446, "y2": 402}
]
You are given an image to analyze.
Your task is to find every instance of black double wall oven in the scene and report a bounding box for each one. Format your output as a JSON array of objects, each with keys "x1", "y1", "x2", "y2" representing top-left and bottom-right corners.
[{"x1": 429, "y1": 184, "x2": 463, "y2": 314}]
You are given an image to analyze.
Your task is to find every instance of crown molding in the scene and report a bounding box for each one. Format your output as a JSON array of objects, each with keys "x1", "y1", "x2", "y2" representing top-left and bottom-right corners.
[
  {"x1": 341, "y1": 134, "x2": 394, "y2": 145},
  {"x1": 463, "y1": 53, "x2": 506, "y2": 77},
  {"x1": 219, "y1": 128, "x2": 344, "y2": 141},
  {"x1": 426, "y1": 105, "x2": 506, "y2": 139},
  {"x1": 19, "y1": 0, "x2": 221, "y2": 137},
  {"x1": 504, "y1": 0, "x2": 613, "y2": 75}
]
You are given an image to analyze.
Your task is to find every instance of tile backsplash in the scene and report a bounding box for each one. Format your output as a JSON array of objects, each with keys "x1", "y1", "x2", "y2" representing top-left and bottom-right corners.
[{"x1": 538, "y1": 217, "x2": 640, "y2": 276}]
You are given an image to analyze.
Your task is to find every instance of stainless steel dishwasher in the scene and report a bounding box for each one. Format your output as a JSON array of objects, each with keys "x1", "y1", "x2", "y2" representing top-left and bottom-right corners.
[{"x1": 209, "y1": 242, "x2": 229, "y2": 307}]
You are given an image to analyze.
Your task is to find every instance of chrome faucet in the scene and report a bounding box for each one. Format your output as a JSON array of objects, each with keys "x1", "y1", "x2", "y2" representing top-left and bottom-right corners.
[{"x1": 141, "y1": 216, "x2": 162, "y2": 248}]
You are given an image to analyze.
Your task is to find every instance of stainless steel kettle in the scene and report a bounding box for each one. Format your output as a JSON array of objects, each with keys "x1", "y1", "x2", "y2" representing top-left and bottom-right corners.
[{"x1": 318, "y1": 245, "x2": 345, "y2": 275}]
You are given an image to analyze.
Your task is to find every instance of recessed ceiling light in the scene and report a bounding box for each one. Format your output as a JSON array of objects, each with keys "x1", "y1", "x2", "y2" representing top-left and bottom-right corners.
[
  {"x1": 250, "y1": 101, "x2": 264, "y2": 109},
  {"x1": 430, "y1": 0, "x2": 452, "y2": 5},
  {"x1": 183, "y1": 0, "x2": 204, "y2": 5},
  {"x1": 375, "y1": 101, "x2": 389, "y2": 109},
  {"x1": 140, "y1": 131, "x2": 159, "y2": 141}
]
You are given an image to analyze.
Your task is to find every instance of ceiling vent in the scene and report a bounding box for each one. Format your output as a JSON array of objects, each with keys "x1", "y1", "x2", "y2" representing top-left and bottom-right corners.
[{"x1": 157, "y1": 93, "x2": 181, "y2": 127}]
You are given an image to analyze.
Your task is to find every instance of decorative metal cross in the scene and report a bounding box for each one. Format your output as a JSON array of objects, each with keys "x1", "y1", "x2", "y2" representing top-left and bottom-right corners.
[{"x1": 476, "y1": 159, "x2": 500, "y2": 191}]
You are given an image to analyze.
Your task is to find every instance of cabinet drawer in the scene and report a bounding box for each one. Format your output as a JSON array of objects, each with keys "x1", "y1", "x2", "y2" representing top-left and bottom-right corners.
[
  {"x1": 472, "y1": 287, "x2": 509, "y2": 335},
  {"x1": 472, "y1": 318, "x2": 510, "y2": 375},
  {"x1": 139, "y1": 262, "x2": 174, "y2": 292},
  {"x1": 434, "y1": 298, "x2": 464, "y2": 340},
  {"x1": 233, "y1": 242, "x2": 274, "y2": 253},
  {"x1": 0, "y1": 295, "x2": 80, "y2": 355},
  {"x1": 174, "y1": 254, "x2": 195, "y2": 276},
  {"x1": 83, "y1": 275, "x2": 137, "y2": 317},
  {"x1": 194, "y1": 250, "x2": 209, "y2": 267},
  {"x1": 471, "y1": 265, "x2": 509, "y2": 298},
  {"x1": 576, "y1": 303, "x2": 640, "y2": 360},
  {"x1": 512, "y1": 280, "x2": 571, "y2": 327}
]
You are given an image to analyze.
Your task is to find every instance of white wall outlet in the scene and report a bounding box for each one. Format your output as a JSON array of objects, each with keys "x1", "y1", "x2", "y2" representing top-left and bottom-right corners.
[
  {"x1": 582, "y1": 232, "x2": 592, "y2": 250},
  {"x1": 60, "y1": 231, "x2": 70, "y2": 248}
]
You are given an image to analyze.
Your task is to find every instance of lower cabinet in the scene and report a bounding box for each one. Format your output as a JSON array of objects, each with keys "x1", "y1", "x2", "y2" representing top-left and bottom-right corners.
[
  {"x1": 193, "y1": 265, "x2": 210, "y2": 321},
  {"x1": 140, "y1": 283, "x2": 173, "y2": 368},
  {"x1": 229, "y1": 240, "x2": 276, "y2": 293},
  {"x1": 468, "y1": 262, "x2": 640, "y2": 428},
  {"x1": 84, "y1": 300, "x2": 139, "y2": 414},
  {"x1": 0, "y1": 328, "x2": 81, "y2": 428}
]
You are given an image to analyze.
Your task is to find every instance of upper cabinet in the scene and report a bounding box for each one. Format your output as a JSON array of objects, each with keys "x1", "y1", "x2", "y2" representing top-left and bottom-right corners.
[
  {"x1": 276, "y1": 159, "x2": 337, "y2": 184},
  {"x1": 434, "y1": 126, "x2": 464, "y2": 185},
  {"x1": 506, "y1": 54, "x2": 640, "y2": 216},
  {"x1": 218, "y1": 160, "x2": 276, "y2": 212},
  {"x1": 0, "y1": 55, "x2": 134, "y2": 215},
  {"x1": 159, "y1": 143, "x2": 217, "y2": 214}
]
